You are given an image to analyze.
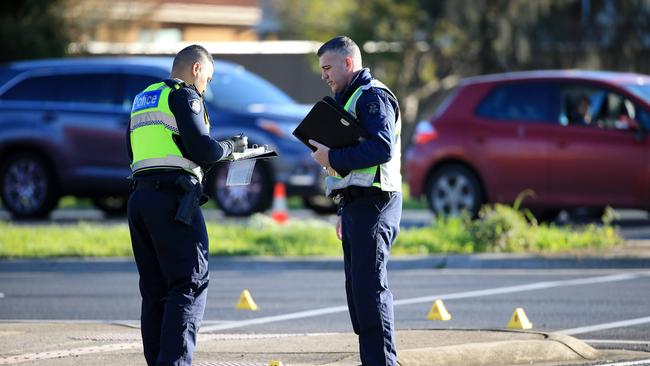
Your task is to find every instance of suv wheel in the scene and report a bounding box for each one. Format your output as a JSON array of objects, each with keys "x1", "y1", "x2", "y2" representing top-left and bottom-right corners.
[
  {"x1": 210, "y1": 162, "x2": 273, "y2": 217},
  {"x1": 92, "y1": 196, "x2": 127, "y2": 216},
  {"x1": 426, "y1": 165, "x2": 483, "y2": 218},
  {"x1": 0, "y1": 152, "x2": 59, "y2": 219}
]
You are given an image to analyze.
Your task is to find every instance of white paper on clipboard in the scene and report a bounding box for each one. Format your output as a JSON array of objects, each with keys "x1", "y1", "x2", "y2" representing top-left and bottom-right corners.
[
  {"x1": 225, "y1": 145, "x2": 278, "y2": 186},
  {"x1": 226, "y1": 159, "x2": 256, "y2": 186}
]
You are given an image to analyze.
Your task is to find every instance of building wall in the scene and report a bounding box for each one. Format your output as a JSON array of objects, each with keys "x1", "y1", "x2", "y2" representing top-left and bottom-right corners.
[
  {"x1": 67, "y1": 0, "x2": 261, "y2": 43},
  {"x1": 183, "y1": 26, "x2": 258, "y2": 41}
]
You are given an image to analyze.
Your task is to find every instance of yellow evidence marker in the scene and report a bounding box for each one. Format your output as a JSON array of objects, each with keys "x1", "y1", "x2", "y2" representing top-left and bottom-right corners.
[
  {"x1": 507, "y1": 307, "x2": 533, "y2": 329},
  {"x1": 426, "y1": 299, "x2": 452, "y2": 321},
  {"x1": 236, "y1": 289, "x2": 259, "y2": 311}
]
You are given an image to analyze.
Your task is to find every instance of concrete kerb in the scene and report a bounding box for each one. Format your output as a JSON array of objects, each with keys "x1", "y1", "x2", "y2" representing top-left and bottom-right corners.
[
  {"x1": 2, "y1": 253, "x2": 650, "y2": 273},
  {"x1": 392, "y1": 330, "x2": 604, "y2": 366},
  {"x1": 3, "y1": 322, "x2": 649, "y2": 366}
]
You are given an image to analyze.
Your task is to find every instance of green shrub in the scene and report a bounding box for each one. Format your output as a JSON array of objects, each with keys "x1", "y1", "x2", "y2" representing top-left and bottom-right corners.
[{"x1": 0, "y1": 205, "x2": 622, "y2": 258}]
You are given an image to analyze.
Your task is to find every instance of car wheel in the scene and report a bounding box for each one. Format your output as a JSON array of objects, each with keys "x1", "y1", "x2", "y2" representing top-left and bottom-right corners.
[
  {"x1": 302, "y1": 195, "x2": 337, "y2": 214},
  {"x1": 210, "y1": 161, "x2": 273, "y2": 217},
  {"x1": 0, "y1": 152, "x2": 59, "y2": 219},
  {"x1": 92, "y1": 196, "x2": 127, "y2": 216},
  {"x1": 426, "y1": 164, "x2": 483, "y2": 218}
]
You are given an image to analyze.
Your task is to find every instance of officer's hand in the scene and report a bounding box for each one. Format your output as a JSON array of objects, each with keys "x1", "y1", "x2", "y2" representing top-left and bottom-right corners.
[
  {"x1": 229, "y1": 134, "x2": 248, "y2": 153},
  {"x1": 336, "y1": 217, "x2": 342, "y2": 241},
  {"x1": 308, "y1": 139, "x2": 331, "y2": 169}
]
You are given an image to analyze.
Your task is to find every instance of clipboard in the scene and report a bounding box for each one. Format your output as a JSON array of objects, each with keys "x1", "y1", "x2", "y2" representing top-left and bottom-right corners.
[
  {"x1": 224, "y1": 145, "x2": 277, "y2": 161},
  {"x1": 224, "y1": 145, "x2": 277, "y2": 186},
  {"x1": 292, "y1": 96, "x2": 368, "y2": 151}
]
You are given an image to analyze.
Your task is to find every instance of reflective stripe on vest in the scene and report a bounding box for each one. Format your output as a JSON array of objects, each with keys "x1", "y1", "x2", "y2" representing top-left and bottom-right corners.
[
  {"x1": 129, "y1": 81, "x2": 203, "y2": 181},
  {"x1": 325, "y1": 79, "x2": 402, "y2": 196}
]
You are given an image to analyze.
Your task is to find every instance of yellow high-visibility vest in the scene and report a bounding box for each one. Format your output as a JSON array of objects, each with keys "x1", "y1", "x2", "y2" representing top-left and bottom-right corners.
[
  {"x1": 129, "y1": 81, "x2": 203, "y2": 180},
  {"x1": 325, "y1": 79, "x2": 402, "y2": 196}
]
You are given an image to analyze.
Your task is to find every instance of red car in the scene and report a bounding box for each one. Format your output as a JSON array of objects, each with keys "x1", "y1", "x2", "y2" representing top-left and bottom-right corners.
[{"x1": 405, "y1": 70, "x2": 650, "y2": 219}]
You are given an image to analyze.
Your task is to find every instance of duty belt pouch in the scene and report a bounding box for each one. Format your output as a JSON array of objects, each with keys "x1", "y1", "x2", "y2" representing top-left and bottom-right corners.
[{"x1": 174, "y1": 175, "x2": 202, "y2": 225}]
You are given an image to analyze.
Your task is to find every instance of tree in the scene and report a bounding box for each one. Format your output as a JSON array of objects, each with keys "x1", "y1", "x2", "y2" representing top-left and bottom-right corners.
[
  {"x1": 272, "y1": 0, "x2": 357, "y2": 41},
  {"x1": 273, "y1": 0, "x2": 650, "y2": 130},
  {"x1": 0, "y1": 0, "x2": 70, "y2": 62}
]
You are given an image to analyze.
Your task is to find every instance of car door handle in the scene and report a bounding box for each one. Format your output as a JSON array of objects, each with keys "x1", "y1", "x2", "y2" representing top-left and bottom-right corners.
[{"x1": 557, "y1": 140, "x2": 568, "y2": 148}]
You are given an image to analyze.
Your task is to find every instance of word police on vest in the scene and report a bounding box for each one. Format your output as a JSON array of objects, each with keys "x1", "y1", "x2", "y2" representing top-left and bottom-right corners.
[{"x1": 132, "y1": 90, "x2": 161, "y2": 112}]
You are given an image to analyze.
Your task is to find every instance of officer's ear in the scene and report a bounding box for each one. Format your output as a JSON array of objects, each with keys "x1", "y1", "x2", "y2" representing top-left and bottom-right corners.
[
  {"x1": 191, "y1": 62, "x2": 201, "y2": 77},
  {"x1": 344, "y1": 56, "x2": 354, "y2": 72}
]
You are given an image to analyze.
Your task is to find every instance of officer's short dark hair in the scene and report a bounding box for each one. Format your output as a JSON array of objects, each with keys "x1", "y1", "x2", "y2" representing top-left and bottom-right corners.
[
  {"x1": 172, "y1": 44, "x2": 214, "y2": 73},
  {"x1": 317, "y1": 36, "x2": 362, "y2": 64}
]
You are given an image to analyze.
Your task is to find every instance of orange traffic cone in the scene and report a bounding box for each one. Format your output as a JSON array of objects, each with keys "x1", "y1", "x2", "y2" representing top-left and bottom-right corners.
[{"x1": 271, "y1": 182, "x2": 289, "y2": 224}]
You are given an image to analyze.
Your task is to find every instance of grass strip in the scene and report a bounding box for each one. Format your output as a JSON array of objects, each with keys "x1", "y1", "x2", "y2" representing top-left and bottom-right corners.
[{"x1": 0, "y1": 205, "x2": 622, "y2": 258}]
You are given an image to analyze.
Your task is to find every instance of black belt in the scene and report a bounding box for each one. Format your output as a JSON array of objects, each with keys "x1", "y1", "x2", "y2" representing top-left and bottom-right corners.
[
  {"x1": 131, "y1": 179, "x2": 178, "y2": 192},
  {"x1": 335, "y1": 186, "x2": 387, "y2": 201}
]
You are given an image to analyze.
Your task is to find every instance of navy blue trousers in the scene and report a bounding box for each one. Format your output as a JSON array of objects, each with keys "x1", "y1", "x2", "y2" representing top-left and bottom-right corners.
[
  {"x1": 127, "y1": 186, "x2": 209, "y2": 366},
  {"x1": 340, "y1": 191, "x2": 402, "y2": 366}
]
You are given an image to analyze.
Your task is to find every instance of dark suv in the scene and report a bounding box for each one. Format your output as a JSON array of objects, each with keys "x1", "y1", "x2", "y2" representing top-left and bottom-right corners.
[
  {"x1": 0, "y1": 57, "x2": 330, "y2": 218},
  {"x1": 406, "y1": 70, "x2": 650, "y2": 219}
]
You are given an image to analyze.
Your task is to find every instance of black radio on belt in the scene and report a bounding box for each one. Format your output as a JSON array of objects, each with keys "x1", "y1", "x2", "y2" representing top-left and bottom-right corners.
[{"x1": 174, "y1": 175, "x2": 202, "y2": 225}]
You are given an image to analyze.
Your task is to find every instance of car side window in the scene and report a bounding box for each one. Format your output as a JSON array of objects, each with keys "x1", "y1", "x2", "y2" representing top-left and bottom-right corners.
[
  {"x1": 1, "y1": 75, "x2": 59, "y2": 102},
  {"x1": 1, "y1": 74, "x2": 120, "y2": 105},
  {"x1": 560, "y1": 84, "x2": 638, "y2": 131},
  {"x1": 475, "y1": 83, "x2": 553, "y2": 122}
]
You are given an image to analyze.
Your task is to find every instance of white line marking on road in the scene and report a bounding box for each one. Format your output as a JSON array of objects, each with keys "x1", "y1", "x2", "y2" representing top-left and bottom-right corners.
[
  {"x1": 0, "y1": 293, "x2": 4, "y2": 298},
  {"x1": 558, "y1": 316, "x2": 650, "y2": 335},
  {"x1": 394, "y1": 273, "x2": 639, "y2": 306},
  {"x1": 200, "y1": 272, "x2": 641, "y2": 333},
  {"x1": 0, "y1": 272, "x2": 644, "y2": 364}
]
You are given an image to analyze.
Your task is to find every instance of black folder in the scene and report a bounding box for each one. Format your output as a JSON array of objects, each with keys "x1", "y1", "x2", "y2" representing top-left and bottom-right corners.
[{"x1": 292, "y1": 96, "x2": 368, "y2": 152}]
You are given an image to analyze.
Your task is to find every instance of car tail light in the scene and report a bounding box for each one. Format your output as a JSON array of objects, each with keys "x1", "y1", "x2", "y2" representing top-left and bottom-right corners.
[{"x1": 412, "y1": 120, "x2": 438, "y2": 145}]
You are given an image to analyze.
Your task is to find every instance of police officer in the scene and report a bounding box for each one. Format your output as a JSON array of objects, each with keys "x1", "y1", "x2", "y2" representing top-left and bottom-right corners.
[
  {"x1": 309, "y1": 36, "x2": 402, "y2": 366},
  {"x1": 126, "y1": 45, "x2": 247, "y2": 366}
]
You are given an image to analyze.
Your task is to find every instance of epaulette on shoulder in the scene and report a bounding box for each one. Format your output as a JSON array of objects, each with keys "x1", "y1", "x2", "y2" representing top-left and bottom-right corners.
[{"x1": 163, "y1": 78, "x2": 187, "y2": 90}]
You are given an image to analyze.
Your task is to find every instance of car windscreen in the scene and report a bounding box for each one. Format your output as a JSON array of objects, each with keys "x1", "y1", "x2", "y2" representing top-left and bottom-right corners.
[
  {"x1": 205, "y1": 68, "x2": 294, "y2": 109},
  {"x1": 625, "y1": 84, "x2": 650, "y2": 103}
]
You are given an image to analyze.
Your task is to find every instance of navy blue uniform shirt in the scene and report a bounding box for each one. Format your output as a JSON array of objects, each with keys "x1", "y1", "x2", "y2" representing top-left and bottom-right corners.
[
  {"x1": 328, "y1": 69, "x2": 399, "y2": 175},
  {"x1": 126, "y1": 80, "x2": 232, "y2": 173}
]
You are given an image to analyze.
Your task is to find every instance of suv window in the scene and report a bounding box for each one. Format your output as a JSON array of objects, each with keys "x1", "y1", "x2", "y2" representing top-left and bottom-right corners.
[
  {"x1": 1, "y1": 74, "x2": 120, "y2": 105},
  {"x1": 475, "y1": 83, "x2": 554, "y2": 122},
  {"x1": 560, "y1": 84, "x2": 638, "y2": 130},
  {"x1": 206, "y1": 69, "x2": 293, "y2": 108}
]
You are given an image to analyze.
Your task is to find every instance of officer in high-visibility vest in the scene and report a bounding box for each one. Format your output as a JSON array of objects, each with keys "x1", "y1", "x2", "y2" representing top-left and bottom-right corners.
[
  {"x1": 310, "y1": 36, "x2": 402, "y2": 366},
  {"x1": 126, "y1": 44, "x2": 247, "y2": 366}
]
